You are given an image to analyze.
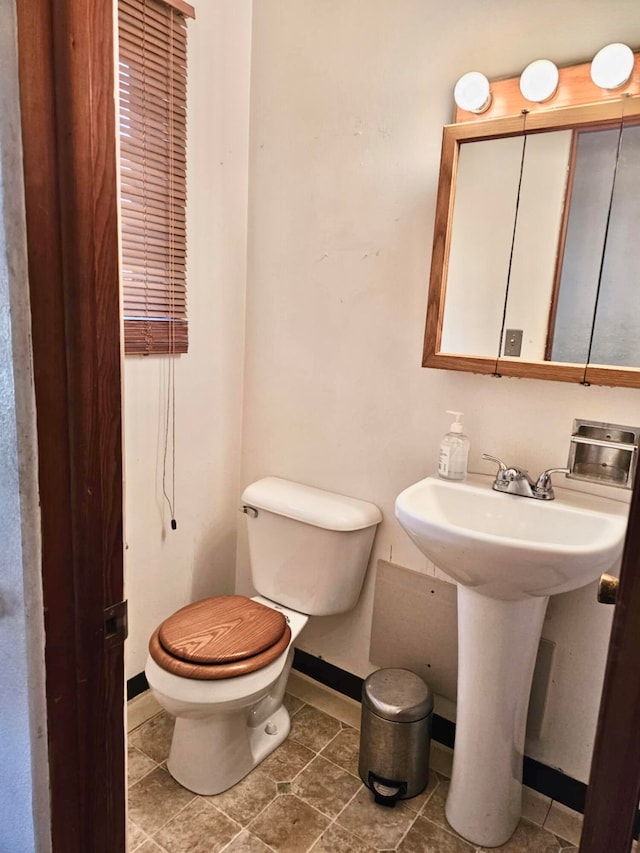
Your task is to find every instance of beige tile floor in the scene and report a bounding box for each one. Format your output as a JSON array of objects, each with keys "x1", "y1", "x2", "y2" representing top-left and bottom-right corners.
[{"x1": 127, "y1": 687, "x2": 579, "y2": 853}]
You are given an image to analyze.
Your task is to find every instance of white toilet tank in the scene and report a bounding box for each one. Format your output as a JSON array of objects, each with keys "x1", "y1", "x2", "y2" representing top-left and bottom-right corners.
[{"x1": 241, "y1": 477, "x2": 382, "y2": 616}]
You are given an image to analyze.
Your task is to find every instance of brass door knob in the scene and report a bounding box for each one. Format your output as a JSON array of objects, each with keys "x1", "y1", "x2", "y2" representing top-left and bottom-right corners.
[{"x1": 597, "y1": 573, "x2": 619, "y2": 605}]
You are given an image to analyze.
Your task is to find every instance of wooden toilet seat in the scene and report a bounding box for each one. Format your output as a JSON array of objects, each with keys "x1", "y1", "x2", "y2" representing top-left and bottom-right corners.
[{"x1": 148, "y1": 595, "x2": 292, "y2": 680}]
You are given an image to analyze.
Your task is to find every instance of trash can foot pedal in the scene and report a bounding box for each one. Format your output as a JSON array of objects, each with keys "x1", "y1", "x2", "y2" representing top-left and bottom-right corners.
[{"x1": 369, "y1": 772, "x2": 407, "y2": 807}]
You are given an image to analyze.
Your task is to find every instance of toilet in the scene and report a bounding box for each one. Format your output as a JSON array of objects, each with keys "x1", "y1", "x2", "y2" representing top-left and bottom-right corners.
[{"x1": 145, "y1": 476, "x2": 382, "y2": 795}]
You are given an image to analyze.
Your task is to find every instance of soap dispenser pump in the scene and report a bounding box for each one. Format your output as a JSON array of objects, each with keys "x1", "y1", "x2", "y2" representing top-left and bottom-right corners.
[{"x1": 438, "y1": 411, "x2": 470, "y2": 481}]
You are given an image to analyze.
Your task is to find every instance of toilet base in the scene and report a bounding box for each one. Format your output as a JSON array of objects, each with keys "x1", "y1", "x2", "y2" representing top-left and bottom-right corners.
[
  {"x1": 145, "y1": 600, "x2": 308, "y2": 796},
  {"x1": 167, "y1": 703, "x2": 291, "y2": 795}
]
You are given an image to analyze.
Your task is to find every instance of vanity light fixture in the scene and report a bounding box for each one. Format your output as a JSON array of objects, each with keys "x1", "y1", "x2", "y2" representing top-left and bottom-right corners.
[
  {"x1": 519, "y1": 59, "x2": 559, "y2": 103},
  {"x1": 453, "y1": 71, "x2": 492, "y2": 114},
  {"x1": 590, "y1": 42, "x2": 635, "y2": 89}
]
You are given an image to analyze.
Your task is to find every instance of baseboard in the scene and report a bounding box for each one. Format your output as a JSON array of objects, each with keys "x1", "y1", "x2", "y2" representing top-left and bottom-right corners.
[
  {"x1": 127, "y1": 671, "x2": 149, "y2": 701},
  {"x1": 126, "y1": 650, "x2": 591, "y2": 815},
  {"x1": 291, "y1": 649, "x2": 588, "y2": 815},
  {"x1": 127, "y1": 650, "x2": 640, "y2": 836}
]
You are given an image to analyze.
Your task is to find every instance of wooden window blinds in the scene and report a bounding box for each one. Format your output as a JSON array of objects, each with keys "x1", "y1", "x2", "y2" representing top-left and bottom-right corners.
[{"x1": 118, "y1": 0, "x2": 195, "y2": 355}]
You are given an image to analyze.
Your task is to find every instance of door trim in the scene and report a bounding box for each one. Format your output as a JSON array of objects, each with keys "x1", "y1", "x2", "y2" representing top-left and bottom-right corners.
[
  {"x1": 16, "y1": 1, "x2": 125, "y2": 849},
  {"x1": 580, "y1": 474, "x2": 640, "y2": 852}
]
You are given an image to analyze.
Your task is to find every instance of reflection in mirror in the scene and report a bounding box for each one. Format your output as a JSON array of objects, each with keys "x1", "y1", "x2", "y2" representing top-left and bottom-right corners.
[
  {"x1": 548, "y1": 123, "x2": 631, "y2": 364},
  {"x1": 440, "y1": 136, "x2": 523, "y2": 357},
  {"x1": 500, "y1": 130, "x2": 573, "y2": 361},
  {"x1": 585, "y1": 122, "x2": 640, "y2": 367},
  {"x1": 441, "y1": 130, "x2": 574, "y2": 360}
]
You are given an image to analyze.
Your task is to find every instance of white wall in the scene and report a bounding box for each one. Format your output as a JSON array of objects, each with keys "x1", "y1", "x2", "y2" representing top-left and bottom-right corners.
[
  {"x1": 0, "y1": 2, "x2": 50, "y2": 848},
  {"x1": 239, "y1": 0, "x2": 640, "y2": 783},
  {"x1": 124, "y1": 0, "x2": 252, "y2": 677}
]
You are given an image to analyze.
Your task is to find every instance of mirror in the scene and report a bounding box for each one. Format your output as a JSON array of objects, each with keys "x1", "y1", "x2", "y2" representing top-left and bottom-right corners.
[
  {"x1": 551, "y1": 121, "x2": 640, "y2": 367},
  {"x1": 424, "y1": 66, "x2": 640, "y2": 387}
]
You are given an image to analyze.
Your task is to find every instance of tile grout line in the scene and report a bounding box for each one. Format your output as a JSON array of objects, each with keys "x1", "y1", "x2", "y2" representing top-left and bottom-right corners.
[
  {"x1": 318, "y1": 782, "x2": 369, "y2": 851},
  {"x1": 286, "y1": 713, "x2": 378, "y2": 851},
  {"x1": 290, "y1": 688, "x2": 582, "y2": 853},
  {"x1": 128, "y1": 759, "x2": 162, "y2": 791},
  {"x1": 261, "y1": 791, "x2": 337, "y2": 853},
  {"x1": 128, "y1": 698, "x2": 580, "y2": 853},
  {"x1": 141, "y1": 781, "x2": 199, "y2": 842},
  {"x1": 218, "y1": 825, "x2": 278, "y2": 853},
  {"x1": 314, "y1": 711, "x2": 452, "y2": 850},
  {"x1": 285, "y1": 733, "x2": 367, "y2": 837},
  {"x1": 291, "y1": 761, "x2": 364, "y2": 823},
  {"x1": 391, "y1": 807, "x2": 422, "y2": 851},
  {"x1": 133, "y1": 829, "x2": 171, "y2": 853},
  {"x1": 135, "y1": 697, "x2": 571, "y2": 853},
  {"x1": 131, "y1": 700, "x2": 423, "y2": 852},
  {"x1": 129, "y1": 708, "x2": 165, "y2": 735},
  {"x1": 128, "y1": 825, "x2": 152, "y2": 853},
  {"x1": 208, "y1": 774, "x2": 283, "y2": 843},
  {"x1": 150, "y1": 794, "x2": 245, "y2": 850},
  {"x1": 148, "y1": 703, "x2": 354, "y2": 842},
  {"x1": 316, "y1": 724, "x2": 361, "y2": 775},
  {"x1": 394, "y1": 778, "x2": 446, "y2": 852},
  {"x1": 289, "y1": 697, "x2": 579, "y2": 851},
  {"x1": 285, "y1": 701, "x2": 437, "y2": 852},
  {"x1": 129, "y1": 702, "x2": 322, "y2": 851},
  {"x1": 315, "y1": 749, "x2": 362, "y2": 783}
]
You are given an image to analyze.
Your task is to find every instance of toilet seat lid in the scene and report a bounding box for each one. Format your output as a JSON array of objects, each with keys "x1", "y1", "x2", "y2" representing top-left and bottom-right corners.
[{"x1": 158, "y1": 595, "x2": 288, "y2": 664}]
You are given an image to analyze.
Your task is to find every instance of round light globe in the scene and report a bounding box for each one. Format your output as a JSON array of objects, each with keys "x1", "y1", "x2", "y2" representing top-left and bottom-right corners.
[
  {"x1": 591, "y1": 43, "x2": 634, "y2": 90},
  {"x1": 519, "y1": 59, "x2": 559, "y2": 103},
  {"x1": 454, "y1": 72, "x2": 492, "y2": 114}
]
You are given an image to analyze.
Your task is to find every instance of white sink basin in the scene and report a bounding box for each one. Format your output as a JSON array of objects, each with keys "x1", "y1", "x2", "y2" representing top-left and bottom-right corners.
[
  {"x1": 395, "y1": 473, "x2": 627, "y2": 601},
  {"x1": 395, "y1": 472, "x2": 629, "y2": 846}
]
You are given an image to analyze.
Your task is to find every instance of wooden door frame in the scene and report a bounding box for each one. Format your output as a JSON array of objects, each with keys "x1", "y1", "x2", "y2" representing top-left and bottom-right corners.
[
  {"x1": 16, "y1": 1, "x2": 126, "y2": 850},
  {"x1": 580, "y1": 470, "x2": 640, "y2": 852},
  {"x1": 13, "y1": 0, "x2": 640, "y2": 848}
]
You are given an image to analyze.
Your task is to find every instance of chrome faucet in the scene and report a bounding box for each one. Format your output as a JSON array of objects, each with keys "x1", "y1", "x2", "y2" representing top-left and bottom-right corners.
[{"x1": 482, "y1": 454, "x2": 569, "y2": 501}]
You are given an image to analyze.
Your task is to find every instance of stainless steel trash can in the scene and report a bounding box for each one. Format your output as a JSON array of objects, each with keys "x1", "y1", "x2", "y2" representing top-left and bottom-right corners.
[{"x1": 358, "y1": 668, "x2": 434, "y2": 806}]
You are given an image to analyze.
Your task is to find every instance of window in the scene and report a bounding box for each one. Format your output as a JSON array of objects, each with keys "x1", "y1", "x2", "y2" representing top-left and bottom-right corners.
[{"x1": 118, "y1": 0, "x2": 195, "y2": 355}]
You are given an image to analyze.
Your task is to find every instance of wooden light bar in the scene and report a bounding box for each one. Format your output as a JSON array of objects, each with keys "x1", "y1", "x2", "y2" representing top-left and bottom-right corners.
[{"x1": 454, "y1": 52, "x2": 640, "y2": 124}]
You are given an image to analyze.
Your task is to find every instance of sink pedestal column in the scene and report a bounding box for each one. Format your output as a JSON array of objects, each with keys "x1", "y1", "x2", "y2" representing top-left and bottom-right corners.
[{"x1": 445, "y1": 586, "x2": 549, "y2": 848}]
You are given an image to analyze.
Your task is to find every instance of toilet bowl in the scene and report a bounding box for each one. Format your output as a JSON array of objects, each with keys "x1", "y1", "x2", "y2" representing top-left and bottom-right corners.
[
  {"x1": 146, "y1": 596, "x2": 308, "y2": 795},
  {"x1": 145, "y1": 477, "x2": 382, "y2": 795}
]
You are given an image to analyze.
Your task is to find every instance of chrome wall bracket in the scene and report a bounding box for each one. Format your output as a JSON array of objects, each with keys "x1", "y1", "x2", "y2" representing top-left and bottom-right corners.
[{"x1": 567, "y1": 419, "x2": 639, "y2": 490}]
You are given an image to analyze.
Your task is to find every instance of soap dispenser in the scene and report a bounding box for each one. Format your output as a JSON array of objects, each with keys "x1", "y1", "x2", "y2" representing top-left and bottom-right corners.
[{"x1": 438, "y1": 411, "x2": 470, "y2": 481}]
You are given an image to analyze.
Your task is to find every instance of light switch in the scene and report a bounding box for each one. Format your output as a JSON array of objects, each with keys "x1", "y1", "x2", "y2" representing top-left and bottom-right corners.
[{"x1": 504, "y1": 329, "x2": 523, "y2": 357}]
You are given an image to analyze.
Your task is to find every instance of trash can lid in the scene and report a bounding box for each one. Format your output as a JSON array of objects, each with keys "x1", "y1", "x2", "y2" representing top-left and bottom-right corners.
[{"x1": 362, "y1": 668, "x2": 434, "y2": 722}]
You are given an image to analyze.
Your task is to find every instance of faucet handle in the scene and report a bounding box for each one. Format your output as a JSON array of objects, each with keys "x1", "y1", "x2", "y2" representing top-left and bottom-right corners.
[
  {"x1": 535, "y1": 467, "x2": 570, "y2": 498},
  {"x1": 482, "y1": 453, "x2": 513, "y2": 484},
  {"x1": 482, "y1": 453, "x2": 508, "y2": 472}
]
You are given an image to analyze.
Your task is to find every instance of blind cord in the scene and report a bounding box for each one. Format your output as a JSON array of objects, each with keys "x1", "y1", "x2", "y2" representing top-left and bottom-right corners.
[
  {"x1": 162, "y1": 6, "x2": 177, "y2": 532},
  {"x1": 162, "y1": 357, "x2": 177, "y2": 530}
]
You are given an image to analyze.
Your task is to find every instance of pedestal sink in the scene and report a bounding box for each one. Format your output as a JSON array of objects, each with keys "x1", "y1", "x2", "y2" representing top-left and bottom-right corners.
[{"x1": 395, "y1": 473, "x2": 628, "y2": 848}]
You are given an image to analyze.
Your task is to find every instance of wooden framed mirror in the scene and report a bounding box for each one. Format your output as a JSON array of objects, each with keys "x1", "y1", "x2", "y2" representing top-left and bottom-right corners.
[{"x1": 423, "y1": 55, "x2": 640, "y2": 387}]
